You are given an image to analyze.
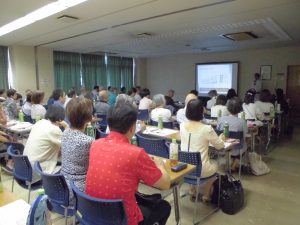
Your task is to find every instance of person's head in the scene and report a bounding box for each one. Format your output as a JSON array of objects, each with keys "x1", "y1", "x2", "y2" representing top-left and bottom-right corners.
[
  {"x1": 275, "y1": 88, "x2": 284, "y2": 100},
  {"x1": 67, "y1": 89, "x2": 76, "y2": 98},
  {"x1": 80, "y1": 87, "x2": 88, "y2": 95},
  {"x1": 99, "y1": 90, "x2": 109, "y2": 102},
  {"x1": 107, "y1": 103, "x2": 138, "y2": 138},
  {"x1": 131, "y1": 87, "x2": 137, "y2": 94},
  {"x1": 152, "y1": 94, "x2": 166, "y2": 108},
  {"x1": 16, "y1": 93, "x2": 22, "y2": 101},
  {"x1": 167, "y1": 89, "x2": 175, "y2": 98},
  {"x1": 216, "y1": 95, "x2": 227, "y2": 106},
  {"x1": 140, "y1": 88, "x2": 150, "y2": 98},
  {"x1": 208, "y1": 90, "x2": 217, "y2": 98},
  {"x1": 184, "y1": 93, "x2": 197, "y2": 106},
  {"x1": 0, "y1": 89, "x2": 6, "y2": 97},
  {"x1": 6, "y1": 89, "x2": 17, "y2": 99},
  {"x1": 244, "y1": 90, "x2": 255, "y2": 104},
  {"x1": 116, "y1": 94, "x2": 134, "y2": 106},
  {"x1": 135, "y1": 86, "x2": 141, "y2": 93},
  {"x1": 25, "y1": 92, "x2": 32, "y2": 103},
  {"x1": 45, "y1": 104, "x2": 65, "y2": 123},
  {"x1": 120, "y1": 86, "x2": 126, "y2": 94},
  {"x1": 254, "y1": 73, "x2": 261, "y2": 80},
  {"x1": 227, "y1": 97, "x2": 243, "y2": 115},
  {"x1": 52, "y1": 88, "x2": 66, "y2": 103},
  {"x1": 189, "y1": 89, "x2": 198, "y2": 96},
  {"x1": 226, "y1": 88, "x2": 237, "y2": 100},
  {"x1": 186, "y1": 99, "x2": 204, "y2": 121},
  {"x1": 31, "y1": 91, "x2": 45, "y2": 104},
  {"x1": 66, "y1": 97, "x2": 93, "y2": 130},
  {"x1": 93, "y1": 85, "x2": 99, "y2": 91},
  {"x1": 260, "y1": 89, "x2": 271, "y2": 102}
]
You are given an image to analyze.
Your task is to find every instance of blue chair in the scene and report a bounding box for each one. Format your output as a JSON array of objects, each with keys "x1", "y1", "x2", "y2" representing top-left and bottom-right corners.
[
  {"x1": 136, "y1": 133, "x2": 169, "y2": 158},
  {"x1": 178, "y1": 151, "x2": 219, "y2": 224},
  {"x1": 150, "y1": 119, "x2": 174, "y2": 129},
  {"x1": 96, "y1": 128, "x2": 108, "y2": 139},
  {"x1": 24, "y1": 114, "x2": 33, "y2": 123},
  {"x1": 7, "y1": 145, "x2": 42, "y2": 203},
  {"x1": 137, "y1": 109, "x2": 149, "y2": 122},
  {"x1": 34, "y1": 162, "x2": 74, "y2": 225},
  {"x1": 27, "y1": 195, "x2": 51, "y2": 225},
  {"x1": 70, "y1": 182, "x2": 127, "y2": 225}
]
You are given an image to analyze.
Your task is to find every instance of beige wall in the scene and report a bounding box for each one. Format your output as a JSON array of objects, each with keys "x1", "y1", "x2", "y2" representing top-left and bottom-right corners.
[
  {"x1": 9, "y1": 45, "x2": 54, "y2": 100},
  {"x1": 144, "y1": 46, "x2": 300, "y2": 101}
]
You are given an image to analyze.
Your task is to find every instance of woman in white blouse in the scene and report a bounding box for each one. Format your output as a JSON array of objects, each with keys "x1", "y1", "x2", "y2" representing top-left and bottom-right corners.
[
  {"x1": 210, "y1": 95, "x2": 229, "y2": 117},
  {"x1": 180, "y1": 99, "x2": 224, "y2": 202},
  {"x1": 150, "y1": 94, "x2": 172, "y2": 122},
  {"x1": 243, "y1": 90, "x2": 264, "y2": 120},
  {"x1": 31, "y1": 90, "x2": 46, "y2": 120}
]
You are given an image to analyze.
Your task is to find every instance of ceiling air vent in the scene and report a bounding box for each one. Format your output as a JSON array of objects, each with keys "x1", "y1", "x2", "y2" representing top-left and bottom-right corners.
[
  {"x1": 220, "y1": 31, "x2": 258, "y2": 41},
  {"x1": 57, "y1": 15, "x2": 79, "y2": 23}
]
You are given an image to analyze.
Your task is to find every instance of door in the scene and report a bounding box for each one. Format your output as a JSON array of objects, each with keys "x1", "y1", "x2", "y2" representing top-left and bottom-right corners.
[{"x1": 287, "y1": 65, "x2": 300, "y2": 124}]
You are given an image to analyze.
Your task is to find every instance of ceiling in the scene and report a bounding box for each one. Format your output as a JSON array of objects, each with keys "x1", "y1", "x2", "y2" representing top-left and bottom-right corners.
[{"x1": 0, "y1": 0, "x2": 299, "y2": 58}]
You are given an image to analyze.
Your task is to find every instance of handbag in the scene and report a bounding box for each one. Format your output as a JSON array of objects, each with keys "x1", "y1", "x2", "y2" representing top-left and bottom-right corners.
[
  {"x1": 248, "y1": 152, "x2": 270, "y2": 176},
  {"x1": 135, "y1": 192, "x2": 162, "y2": 208}
]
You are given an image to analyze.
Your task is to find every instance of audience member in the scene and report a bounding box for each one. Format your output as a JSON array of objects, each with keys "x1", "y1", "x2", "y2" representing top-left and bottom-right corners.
[
  {"x1": 3, "y1": 89, "x2": 18, "y2": 120},
  {"x1": 242, "y1": 90, "x2": 264, "y2": 120},
  {"x1": 22, "y1": 92, "x2": 32, "y2": 116},
  {"x1": 24, "y1": 105, "x2": 68, "y2": 181},
  {"x1": 92, "y1": 85, "x2": 100, "y2": 100},
  {"x1": 94, "y1": 90, "x2": 110, "y2": 115},
  {"x1": 251, "y1": 73, "x2": 262, "y2": 94},
  {"x1": 115, "y1": 94, "x2": 135, "y2": 107},
  {"x1": 61, "y1": 97, "x2": 94, "y2": 196},
  {"x1": 176, "y1": 93, "x2": 197, "y2": 124},
  {"x1": 108, "y1": 86, "x2": 117, "y2": 106},
  {"x1": 255, "y1": 89, "x2": 274, "y2": 114},
  {"x1": 64, "y1": 89, "x2": 77, "y2": 108},
  {"x1": 52, "y1": 88, "x2": 66, "y2": 109},
  {"x1": 206, "y1": 90, "x2": 218, "y2": 109},
  {"x1": 217, "y1": 97, "x2": 248, "y2": 171},
  {"x1": 133, "y1": 86, "x2": 142, "y2": 104},
  {"x1": 210, "y1": 95, "x2": 229, "y2": 117},
  {"x1": 151, "y1": 94, "x2": 172, "y2": 122},
  {"x1": 31, "y1": 91, "x2": 46, "y2": 120},
  {"x1": 86, "y1": 103, "x2": 171, "y2": 225},
  {"x1": 180, "y1": 99, "x2": 224, "y2": 202},
  {"x1": 189, "y1": 89, "x2": 198, "y2": 96},
  {"x1": 275, "y1": 88, "x2": 289, "y2": 114},
  {"x1": 120, "y1": 86, "x2": 126, "y2": 94},
  {"x1": 226, "y1": 88, "x2": 238, "y2": 101},
  {"x1": 138, "y1": 88, "x2": 152, "y2": 110}
]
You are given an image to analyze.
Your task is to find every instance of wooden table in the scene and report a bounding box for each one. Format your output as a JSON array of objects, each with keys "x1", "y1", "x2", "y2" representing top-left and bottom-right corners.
[
  {"x1": 0, "y1": 121, "x2": 33, "y2": 140},
  {"x1": 151, "y1": 156, "x2": 196, "y2": 225},
  {"x1": 0, "y1": 188, "x2": 18, "y2": 207}
]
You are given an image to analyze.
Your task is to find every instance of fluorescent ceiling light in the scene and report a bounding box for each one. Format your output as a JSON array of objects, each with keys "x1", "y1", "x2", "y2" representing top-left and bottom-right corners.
[{"x1": 0, "y1": 0, "x2": 87, "y2": 37}]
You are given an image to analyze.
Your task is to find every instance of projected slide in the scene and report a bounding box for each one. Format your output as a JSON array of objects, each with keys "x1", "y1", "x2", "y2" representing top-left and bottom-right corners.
[{"x1": 196, "y1": 62, "x2": 238, "y2": 96}]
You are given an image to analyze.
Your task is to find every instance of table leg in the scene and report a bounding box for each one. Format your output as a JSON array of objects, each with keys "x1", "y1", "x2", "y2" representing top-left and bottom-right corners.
[
  {"x1": 251, "y1": 129, "x2": 255, "y2": 153},
  {"x1": 265, "y1": 121, "x2": 271, "y2": 151},
  {"x1": 277, "y1": 114, "x2": 282, "y2": 138},
  {"x1": 173, "y1": 184, "x2": 181, "y2": 225}
]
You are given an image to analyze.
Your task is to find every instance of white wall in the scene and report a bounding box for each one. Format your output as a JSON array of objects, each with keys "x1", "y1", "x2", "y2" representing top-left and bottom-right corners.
[
  {"x1": 144, "y1": 46, "x2": 300, "y2": 101},
  {"x1": 9, "y1": 45, "x2": 54, "y2": 100}
]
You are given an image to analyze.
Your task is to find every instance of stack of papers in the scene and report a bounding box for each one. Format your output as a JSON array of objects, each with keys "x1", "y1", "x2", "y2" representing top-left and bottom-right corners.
[
  {"x1": 144, "y1": 127, "x2": 178, "y2": 137},
  {"x1": 0, "y1": 200, "x2": 30, "y2": 225},
  {"x1": 9, "y1": 122, "x2": 33, "y2": 131}
]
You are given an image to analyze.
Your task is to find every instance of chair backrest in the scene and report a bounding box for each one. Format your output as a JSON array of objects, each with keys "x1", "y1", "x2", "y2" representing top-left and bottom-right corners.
[
  {"x1": 27, "y1": 195, "x2": 51, "y2": 225},
  {"x1": 71, "y1": 182, "x2": 127, "y2": 225},
  {"x1": 136, "y1": 133, "x2": 169, "y2": 158},
  {"x1": 216, "y1": 130, "x2": 244, "y2": 149},
  {"x1": 96, "y1": 114, "x2": 108, "y2": 127},
  {"x1": 5, "y1": 142, "x2": 25, "y2": 154},
  {"x1": 150, "y1": 119, "x2": 173, "y2": 129},
  {"x1": 96, "y1": 128, "x2": 108, "y2": 139},
  {"x1": 34, "y1": 162, "x2": 69, "y2": 207},
  {"x1": 7, "y1": 145, "x2": 32, "y2": 182},
  {"x1": 24, "y1": 115, "x2": 34, "y2": 123},
  {"x1": 137, "y1": 109, "x2": 149, "y2": 121},
  {"x1": 178, "y1": 151, "x2": 202, "y2": 177}
]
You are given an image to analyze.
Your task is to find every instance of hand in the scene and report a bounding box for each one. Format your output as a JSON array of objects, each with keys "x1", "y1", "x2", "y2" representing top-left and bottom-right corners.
[
  {"x1": 58, "y1": 120, "x2": 69, "y2": 129},
  {"x1": 153, "y1": 157, "x2": 165, "y2": 168}
]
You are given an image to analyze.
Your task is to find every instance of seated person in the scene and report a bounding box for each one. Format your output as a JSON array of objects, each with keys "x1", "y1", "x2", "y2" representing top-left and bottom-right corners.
[
  {"x1": 3, "y1": 89, "x2": 18, "y2": 120},
  {"x1": 210, "y1": 95, "x2": 229, "y2": 118},
  {"x1": 176, "y1": 93, "x2": 198, "y2": 124},
  {"x1": 22, "y1": 92, "x2": 32, "y2": 116},
  {"x1": 242, "y1": 90, "x2": 264, "y2": 120},
  {"x1": 86, "y1": 103, "x2": 171, "y2": 225},
  {"x1": 61, "y1": 97, "x2": 94, "y2": 197},
  {"x1": 226, "y1": 88, "x2": 238, "y2": 102},
  {"x1": 31, "y1": 91, "x2": 46, "y2": 120},
  {"x1": 150, "y1": 94, "x2": 172, "y2": 122},
  {"x1": 255, "y1": 89, "x2": 274, "y2": 115},
  {"x1": 94, "y1": 90, "x2": 110, "y2": 115},
  {"x1": 52, "y1": 88, "x2": 66, "y2": 109},
  {"x1": 180, "y1": 99, "x2": 224, "y2": 202},
  {"x1": 138, "y1": 88, "x2": 153, "y2": 110},
  {"x1": 275, "y1": 88, "x2": 289, "y2": 114},
  {"x1": 217, "y1": 97, "x2": 248, "y2": 172},
  {"x1": 24, "y1": 105, "x2": 68, "y2": 181},
  {"x1": 206, "y1": 90, "x2": 218, "y2": 109}
]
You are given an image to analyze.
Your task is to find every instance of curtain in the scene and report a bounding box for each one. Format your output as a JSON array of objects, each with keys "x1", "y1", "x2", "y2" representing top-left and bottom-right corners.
[
  {"x1": 0, "y1": 46, "x2": 8, "y2": 90},
  {"x1": 54, "y1": 51, "x2": 81, "y2": 92},
  {"x1": 106, "y1": 56, "x2": 122, "y2": 89},
  {"x1": 121, "y1": 57, "x2": 133, "y2": 90},
  {"x1": 81, "y1": 54, "x2": 107, "y2": 90}
]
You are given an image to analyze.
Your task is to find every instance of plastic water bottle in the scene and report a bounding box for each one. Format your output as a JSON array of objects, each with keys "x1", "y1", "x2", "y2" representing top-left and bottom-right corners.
[
  {"x1": 270, "y1": 106, "x2": 275, "y2": 118},
  {"x1": 241, "y1": 111, "x2": 246, "y2": 120},
  {"x1": 218, "y1": 109, "x2": 222, "y2": 118},
  {"x1": 169, "y1": 139, "x2": 179, "y2": 167},
  {"x1": 86, "y1": 122, "x2": 95, "y2": 138},
  {"x1": 131, "y1": 135, "x2": 137, "y2": 145},
  {"x1": 18, "y1": 111, "x2": 24, "y2": 122},
  {"x1": 158, "y1": 116, "x2": 163, "y2": 129},
  {"x1": 223, "y1": 122, "x2": 229, "y2": 139}
]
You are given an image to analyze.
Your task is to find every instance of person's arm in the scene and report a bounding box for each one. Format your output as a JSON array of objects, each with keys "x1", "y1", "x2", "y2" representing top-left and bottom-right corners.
[
  {"x1": 152, "y1": 157, "x2": 171, "y2": 190},
  {"x1": 11, "y1": 102, "x2": 19, "y2": 118},
  {"x1": 207, "y1": 126, "x2": 224, "y2": 150}
]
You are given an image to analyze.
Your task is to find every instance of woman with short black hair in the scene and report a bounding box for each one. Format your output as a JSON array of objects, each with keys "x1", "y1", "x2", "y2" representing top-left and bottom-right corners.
[{"x1": 180, "y1": 99, "x2": 224, "y2": 202}]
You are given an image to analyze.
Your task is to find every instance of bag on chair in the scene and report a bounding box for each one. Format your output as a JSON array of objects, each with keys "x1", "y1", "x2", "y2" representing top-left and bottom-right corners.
[
  {"x1": 248, "y1": 152, "x2": 270, "y2": 176},
  {"x1": 135, "y1": 192, "x2": 162, "y2": 209},
  {"x1": 220, "y1": 175, "x2": 244, "y2": 215}
]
